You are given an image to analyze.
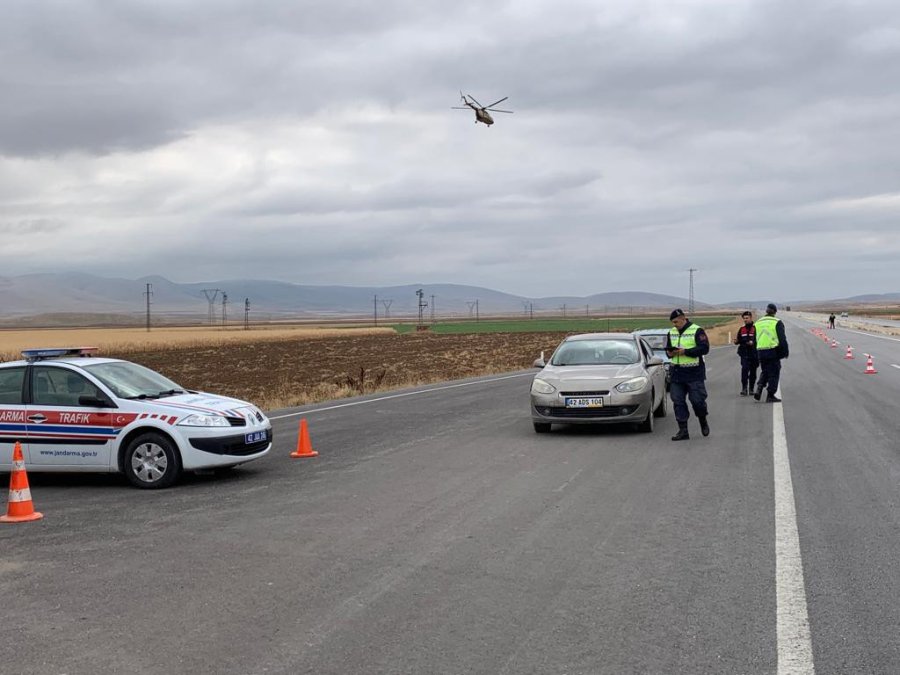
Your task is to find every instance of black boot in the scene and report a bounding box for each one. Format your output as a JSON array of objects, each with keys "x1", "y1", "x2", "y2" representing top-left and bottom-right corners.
[
  {"x1": 671, "y1": 423, "x2": 690, "y2": 441},
  {"x1": 740, "y1": 386, "x2": 748, "y2": 396},
  {"x1": 753, "y1": 384, "x2": 763, "y2": 401},
  {"x1": 766, "y1": 393, "x2": 781, "y2": 403},
  {"x1": 699, "y1": 416, "x2": 710, "y2": 437}
]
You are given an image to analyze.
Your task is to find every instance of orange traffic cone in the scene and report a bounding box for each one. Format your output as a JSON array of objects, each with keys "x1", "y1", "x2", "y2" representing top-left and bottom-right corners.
[
  {"x1": 864, "y1": 354, "x2": 878, "y2": 374},
  {"x1": 830, "y1": 339, "x2": 838, "y2": 348},
  {"x1": 290, "y1": 418, "x2": 319, "y2": 458},
  {"x1": 844, "y1": 345, "x2": 854, "y2": 359},
  {"x1": 1, "y1": 442, "x2": 43, "y2": 523}
]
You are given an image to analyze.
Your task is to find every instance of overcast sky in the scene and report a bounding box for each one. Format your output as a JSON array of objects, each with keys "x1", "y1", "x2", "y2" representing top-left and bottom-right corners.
[{"x1": 1, "y1": 0, "x2": 898, "y2": 303}]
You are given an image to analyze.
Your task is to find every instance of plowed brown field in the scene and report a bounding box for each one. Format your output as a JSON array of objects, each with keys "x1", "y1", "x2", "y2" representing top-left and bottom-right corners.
[{"x1": 107, "y1": 332, "x2": 568, "y2": 410}]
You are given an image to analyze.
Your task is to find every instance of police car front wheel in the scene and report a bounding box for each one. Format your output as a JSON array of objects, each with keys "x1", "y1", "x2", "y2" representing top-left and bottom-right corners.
[{"x1": 123, "y1": 432, "x2": 182, "y2": 489}]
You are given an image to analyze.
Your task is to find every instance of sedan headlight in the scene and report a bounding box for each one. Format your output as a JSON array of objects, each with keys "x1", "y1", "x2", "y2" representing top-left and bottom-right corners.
[
  {"x1": 531, "y1": 378, "x2": 557, "y2": 395},
  {"x1": 178, "y1": 414, "x2": 231, "y2": 427},
  {"x1": 615, "y1": 376, "x2": 648, "y2": 393}
]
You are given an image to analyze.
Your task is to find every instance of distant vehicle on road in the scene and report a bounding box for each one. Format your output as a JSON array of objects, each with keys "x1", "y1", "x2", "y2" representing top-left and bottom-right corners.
[
  {"x1": 0, "y1": 348, "x2": 271, "y2": 488},
  {"x1": 840, "y1": 312, "x2": 849, "y2": 318},
  {"x1": 530, "y1": 333, "x2": 668, "y2": 434}
]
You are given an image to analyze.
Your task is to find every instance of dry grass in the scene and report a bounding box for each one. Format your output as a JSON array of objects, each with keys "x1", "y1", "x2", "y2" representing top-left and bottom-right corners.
[
  {"x1": 0, "y1": 325, "x2": 395, "y2": 363},
  {"x1": 705, "y1": 317, "x2": 742, "y2": 345}
]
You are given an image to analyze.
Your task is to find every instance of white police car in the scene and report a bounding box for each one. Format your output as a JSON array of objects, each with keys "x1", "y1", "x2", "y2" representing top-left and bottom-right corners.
[{"x1": 0, "y1": 348, "x2": 272, "y2": 488}]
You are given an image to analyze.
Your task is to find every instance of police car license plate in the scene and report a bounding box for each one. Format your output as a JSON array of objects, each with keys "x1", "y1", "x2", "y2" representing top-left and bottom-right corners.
[
  {"x1": 245, "y1": 430, "x2": 266, "y2": 444},
  {"x1": 565, "y1": 397, "x2": 604, "y2": 408}
]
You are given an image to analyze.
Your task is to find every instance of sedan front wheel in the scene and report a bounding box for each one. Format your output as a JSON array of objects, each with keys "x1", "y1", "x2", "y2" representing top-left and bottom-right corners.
[{"x1": 123, "y1": 432, "x2": 182, "y2": 489}]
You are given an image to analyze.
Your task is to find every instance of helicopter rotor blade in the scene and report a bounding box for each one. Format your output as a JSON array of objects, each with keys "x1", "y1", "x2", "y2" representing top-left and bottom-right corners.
[
  {"x1": 485, "y1": 96, "x2": 508, "y2": 108},
  {"x1": 450, "y1": 106, "x2": 470, "y2": 110},
  {"x1": 467, "y1": 95, "x2": 484, "y2": 108},
  {"x1": 486, "y1": 108, "x2": 513, "y2": 113}
]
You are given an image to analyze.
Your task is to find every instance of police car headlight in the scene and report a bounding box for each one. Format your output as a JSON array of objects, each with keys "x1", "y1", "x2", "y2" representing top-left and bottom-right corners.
[
  {"x1": 531, "y1": 378, "x2": 557, "y2": 395},
  {"x1": 178, "y1": 414, "x2": 231, "y2": 427},
  {"x1": 616, "y1": 377, "x2": 648, "y2": 393}
]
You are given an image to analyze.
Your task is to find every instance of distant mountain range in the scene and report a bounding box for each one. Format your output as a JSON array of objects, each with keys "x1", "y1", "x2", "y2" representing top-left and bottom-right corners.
[{"x1": 0, "y1": 273, "x2": 897, "y2": 324}]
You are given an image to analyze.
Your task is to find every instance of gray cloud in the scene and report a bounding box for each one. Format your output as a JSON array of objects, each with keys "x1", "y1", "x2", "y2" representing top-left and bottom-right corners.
[{"x1": 1, "y1": 0, "x2": 899, "y2": 303}]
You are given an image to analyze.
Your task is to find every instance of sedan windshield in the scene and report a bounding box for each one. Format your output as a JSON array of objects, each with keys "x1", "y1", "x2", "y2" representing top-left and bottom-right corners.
[
  {"x1": 551, "y1": 339, "x2": 639, "y2": 366},
  {"x1": 82, "y1": 361, "x2": 185, "y2": 399}
]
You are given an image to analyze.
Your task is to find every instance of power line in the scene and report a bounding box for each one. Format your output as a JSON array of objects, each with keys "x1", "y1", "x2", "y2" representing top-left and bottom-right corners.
[
  {"x1": 202, "y1": 289, "x2": 220, "y2": 325},
  {"x1": 688, "y1": 268, "x2": 698, "y2": 314},
  {"x1": 143, "y1": 283, "x2": 153, "y2": 332}
]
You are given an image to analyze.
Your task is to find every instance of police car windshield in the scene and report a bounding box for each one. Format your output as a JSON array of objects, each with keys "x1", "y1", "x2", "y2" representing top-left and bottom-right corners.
[{"x1": 82, "y1": 362, "x2": 184, "y2": 399}]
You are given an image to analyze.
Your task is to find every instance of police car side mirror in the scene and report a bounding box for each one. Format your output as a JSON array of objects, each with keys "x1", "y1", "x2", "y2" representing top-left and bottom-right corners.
[
  {"x1": 532, "y1": 358, "x2": 545, "y2": 368},
  {"x1": 78, "y1": 395, "x2": 115, "y2": 408},
  {"x1": 646, "y1": 357, "x2": 664, "y2": 366}
]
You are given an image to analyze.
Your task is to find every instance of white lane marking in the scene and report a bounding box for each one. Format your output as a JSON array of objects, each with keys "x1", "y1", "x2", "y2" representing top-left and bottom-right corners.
[
  {"x1": 836, "y1": 328, "x2": 900, "y2": 344},
  {"x1": 269, "y1": 372, "x2": 535, "y2": 419},
  {"x1": 891, "y1": 364, "x2": 900, "y2": 370},
  {"x1": 553, "y1": 467, "x2": 585, "y2": 493},
  {"x1": 773, "y1": 395, "x2": 815, "y2": 674}
]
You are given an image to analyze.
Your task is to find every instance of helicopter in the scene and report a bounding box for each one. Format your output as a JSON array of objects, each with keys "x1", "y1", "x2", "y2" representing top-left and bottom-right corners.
[{"x1": 452, "y1": 92, "x2": 513, "y2": 126}]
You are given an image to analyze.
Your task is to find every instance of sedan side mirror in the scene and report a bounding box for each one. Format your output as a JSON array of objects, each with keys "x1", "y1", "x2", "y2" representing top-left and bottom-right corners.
[
  {"x1": 78, "y1": 395, "x2": 116, "y2": 408},
  {"x1": 533, "y1": 350, "x2": 546, "y2": 368},
  {"x1": 646, "y1": 356, "x2": 664, "y2": 366}
]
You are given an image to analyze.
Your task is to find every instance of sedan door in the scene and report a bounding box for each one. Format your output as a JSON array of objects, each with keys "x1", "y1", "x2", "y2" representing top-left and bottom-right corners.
[
  {"x1": 0, "y1": 366, "x2": 31, "y2": 468},
  {"x1": 640, "y1": 339, "x2": 666, "y2": 406},
  {"x1": 26, "y1": 366, "x2": 115, "y2": 468}
]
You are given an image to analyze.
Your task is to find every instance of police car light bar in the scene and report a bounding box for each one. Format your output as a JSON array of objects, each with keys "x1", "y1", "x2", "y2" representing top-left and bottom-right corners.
[{"x1": 22, "y1": 347, "x2": 99, "y2": 361}]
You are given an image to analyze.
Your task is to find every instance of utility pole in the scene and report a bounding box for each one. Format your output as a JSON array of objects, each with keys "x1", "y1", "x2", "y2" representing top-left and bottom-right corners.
[
  {"x1": 529, "y1": 302, "x2": 534, "y2": 319},
  {"x1": 688, "y1": 268, "x2": 698, "y2": 314},
  {"x1": 475, "y1": 299, "x2": 479, "y2": 322},
  {"x1": 244, "y1": 298, "x2": 250, "y2": 330},
  {"x1": 143, "y1": 283, "x2": 153, "y2": 332},
  {"x1": 374, "y1": 295, "x2": 378, "y2": 326},
  {"x1": 561, "y1": 304, "x2": 567, "y2": 318},
  {"x1": 221, "y1": 293, "x2": 228, "y2": 328},
  {"x1": 202, "y1": 289, "x2": 220, "y2": 326},
  {"x1": 467, "y1": 301, "x2": 477, "y2": 318},
  {"x1": 430, "y1": 295, "x2": 435, "y2": 323},
  {"x1": 585, "y1": 304, "x2": 589, "y2": 317},
  {"x1": 416, "y1": 289, "x2": 427, "y2": 328},
  {"x1": 381, "y1": 299, "x2": 393, "y2": 319}
]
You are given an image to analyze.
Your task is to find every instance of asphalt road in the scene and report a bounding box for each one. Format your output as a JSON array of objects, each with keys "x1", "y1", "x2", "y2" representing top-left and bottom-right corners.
[{"x1": 2, "y1": 317, "x2": 899, "y2": 674}]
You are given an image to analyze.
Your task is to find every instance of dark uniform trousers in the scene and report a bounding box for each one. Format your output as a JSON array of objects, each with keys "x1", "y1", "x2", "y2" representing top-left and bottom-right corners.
[
  {"x1": 740, "y1": 353, "x2": 759, "y2": 390},
  {"x1": 670, "y1": 370, "x2": 708, "y2": 423},
  {"x1": 758, "y1": 358, "x2": 781, "y2": 395}
]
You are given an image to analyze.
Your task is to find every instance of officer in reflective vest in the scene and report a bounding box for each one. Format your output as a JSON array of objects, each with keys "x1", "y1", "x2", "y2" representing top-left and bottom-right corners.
[
  {"x1": 665, "y1": 308, "x2": 710, "y2": 441},
  {"x1": 753, "y1": 303, "x2": 789, "y2": 402}
]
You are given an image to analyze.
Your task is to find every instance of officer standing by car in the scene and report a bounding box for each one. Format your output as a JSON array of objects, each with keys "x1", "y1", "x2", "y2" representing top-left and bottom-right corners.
[
  {"x1": 754, "y1": 303, "x2": 789, "y2": 402},
  {"x1": 666, "y1": 308, "x2": 710, "y2": 441},
  {"x1": 733, "y1": 310, "x2": 758, "y2": 396}
]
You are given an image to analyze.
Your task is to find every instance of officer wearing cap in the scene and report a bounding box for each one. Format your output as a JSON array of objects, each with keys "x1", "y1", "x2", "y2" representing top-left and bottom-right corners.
[
  {"x1": 665, "y1": 308, "x2": 710, "y2": 441},
  {"x1": 733, "y1": 310, "x2": 758, "y2": 396},
  {"x1": 754, "y1": 303, "x2": 789, "y2": 402}
]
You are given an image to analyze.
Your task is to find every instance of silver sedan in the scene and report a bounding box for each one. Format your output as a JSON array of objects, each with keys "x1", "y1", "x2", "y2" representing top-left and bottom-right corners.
[{"x1": 530, "y1": 332, "x2": 668, "y2": 433}]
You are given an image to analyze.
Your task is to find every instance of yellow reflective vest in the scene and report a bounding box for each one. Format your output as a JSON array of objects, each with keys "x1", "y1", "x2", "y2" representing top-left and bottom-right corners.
[
  {"x1": 669, "y1": 324, "x2": 700, "y2": 366},
  {"x1": 755, "y1": 315, "x2": 781, "y2": 350}
]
